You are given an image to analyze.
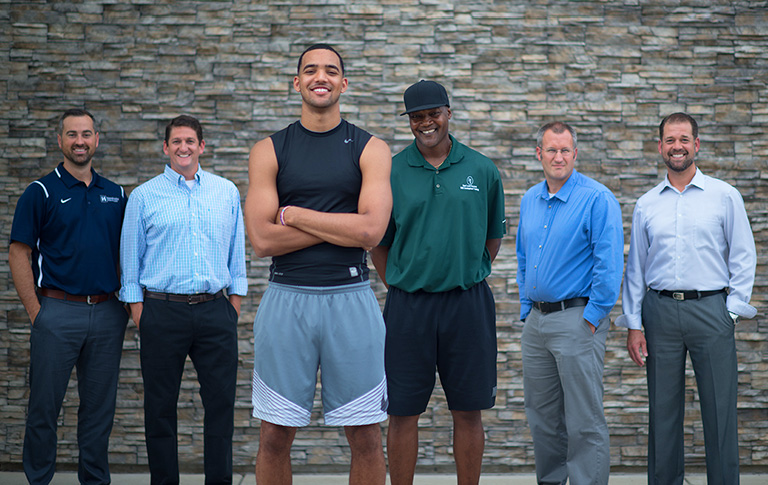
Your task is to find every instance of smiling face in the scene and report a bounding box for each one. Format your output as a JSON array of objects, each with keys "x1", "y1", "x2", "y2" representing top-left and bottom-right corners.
[
  {"x1": 659, "y1": 120, "x2": 699, "y2": 175},
  {"x1": 58, "y1": 115, "x2": 99, "y2": 168},
  {"x1": 537, "y1": 128, "x2": 577, "y2": 193},
  {"x1": 293, "y1": 48, "x2": 348, "y2": 110},
  {"x1": 163, "y1": 126, "x2": 204, "y2": 180},
  {"x1": 408, "y1": 106, "x2": 451, "y2": 152}
]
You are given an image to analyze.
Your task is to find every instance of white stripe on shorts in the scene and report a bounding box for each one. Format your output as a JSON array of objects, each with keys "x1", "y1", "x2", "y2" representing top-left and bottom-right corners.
[
  {"x1": 252, "y1": 369, "x2": 312, "y2": 427},
  {"x1": 324, "y1": 376, "x2": 388, "y2": 426}
]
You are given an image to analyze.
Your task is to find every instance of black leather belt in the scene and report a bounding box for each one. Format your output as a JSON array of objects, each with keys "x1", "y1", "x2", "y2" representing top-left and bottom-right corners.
[
  {"x1": 144, "y1": 289, "x2": 224, "y2": 304},
  {"x1": 533, "y1": 297, "x2": 589, "y2": 314},
  {"x1": 38, "y1": 287, "x2": 114, "y2": 304},
  {"x1": 655, "y1": 289, "x2": 726, "y2": 301}
]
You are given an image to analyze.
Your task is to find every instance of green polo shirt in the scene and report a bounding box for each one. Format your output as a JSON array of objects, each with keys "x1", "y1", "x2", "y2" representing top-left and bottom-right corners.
[{"x1": 380, "y1": 135, "x2": 506, "y2": 293}]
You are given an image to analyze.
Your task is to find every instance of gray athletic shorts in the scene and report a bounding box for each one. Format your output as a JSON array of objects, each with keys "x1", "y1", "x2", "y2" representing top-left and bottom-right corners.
[{"x1": 251, "y1": 281, "x2": 387, "y2": 427}]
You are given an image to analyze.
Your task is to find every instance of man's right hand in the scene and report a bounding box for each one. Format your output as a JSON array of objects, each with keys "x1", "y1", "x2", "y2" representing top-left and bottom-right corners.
[
  {"x1": 627, "y1": 328, "x2": 648, "y2": 367},
  {"x1": 27, "y1": 304, "x2": 41, "y2": 326},
  {"x1": 130, "y1": 302, "x2": 143, "y2": 329}
]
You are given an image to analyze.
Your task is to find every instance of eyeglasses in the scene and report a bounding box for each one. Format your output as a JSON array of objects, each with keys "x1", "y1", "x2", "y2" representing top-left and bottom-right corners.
[{"x1": 540, "y1": 147, "x2": 573, "y2": 156}]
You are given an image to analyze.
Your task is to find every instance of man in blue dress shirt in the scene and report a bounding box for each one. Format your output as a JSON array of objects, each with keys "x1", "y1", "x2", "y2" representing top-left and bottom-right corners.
[
  {"x1": 616, "y1": 113, "x2": 756, "y2": 485},
  {"x1": 516, "y1": 121, "x2": 624, "y2": 485},
  {"x1": 10, "y1": 108, "x2": 128, "y2": 485},
  {"x1": 120, "y1": 115, "x2": 247, "y2": 484}
]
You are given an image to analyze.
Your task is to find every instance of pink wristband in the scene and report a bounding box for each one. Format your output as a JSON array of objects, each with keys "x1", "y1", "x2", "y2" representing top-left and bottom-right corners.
[{"x1": 280, "y1": 206, "x2": 290, "y2": 226}]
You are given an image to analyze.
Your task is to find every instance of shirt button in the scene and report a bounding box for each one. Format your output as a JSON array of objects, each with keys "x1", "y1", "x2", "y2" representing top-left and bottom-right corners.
[
  {"x1": 436, "y1": 184, "x2": 441, "y2": 188},
  {"x1": 544, "y1": 225, "x2": 547, "y2": 228}
]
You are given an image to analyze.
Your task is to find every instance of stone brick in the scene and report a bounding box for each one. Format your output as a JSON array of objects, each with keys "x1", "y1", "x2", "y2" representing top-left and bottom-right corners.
[{"x1": 1, "y1": 0, "x2": 767, "y2": 475}]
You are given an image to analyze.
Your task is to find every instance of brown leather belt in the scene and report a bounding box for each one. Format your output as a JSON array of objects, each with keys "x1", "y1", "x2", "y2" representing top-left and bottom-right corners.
[
  {"x1": 37, "y1": 288, "x2": 114, "y2": 305},
  {"x1": 144, "y1": 289, "x2": 224, "y2": 304}
]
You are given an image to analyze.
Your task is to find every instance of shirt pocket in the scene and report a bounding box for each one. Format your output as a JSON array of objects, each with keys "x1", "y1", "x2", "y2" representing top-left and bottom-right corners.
[{"x1": 694, "y1": 214, "x2": 724, "y2": 250}]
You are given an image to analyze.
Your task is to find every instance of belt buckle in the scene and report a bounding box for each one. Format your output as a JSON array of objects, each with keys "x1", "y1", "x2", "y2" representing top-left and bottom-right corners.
[
  {"x1": 87, "y1": 295, "x2": 94, "y2": 305},
  {"x1": 187, "y1": 294, "x2": 205, "y2": 304},
  {"x1": 672, "y1": 292, "x2": 685, "y2": 301}
]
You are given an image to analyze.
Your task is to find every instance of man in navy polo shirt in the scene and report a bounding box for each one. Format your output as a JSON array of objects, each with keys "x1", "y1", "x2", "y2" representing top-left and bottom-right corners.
[{"x1": 9, "y1": 108, "x2": 129, "y2": 485}]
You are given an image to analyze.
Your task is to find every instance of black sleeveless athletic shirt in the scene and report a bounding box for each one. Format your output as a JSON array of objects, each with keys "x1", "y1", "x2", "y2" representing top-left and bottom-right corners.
[{"x1": 270, "y1": 119, "x2": 373, "y2": 286}]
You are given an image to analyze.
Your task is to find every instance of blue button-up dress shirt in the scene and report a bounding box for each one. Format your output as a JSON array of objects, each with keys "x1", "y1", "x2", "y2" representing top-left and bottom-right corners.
[
  {"x1": 119, "y1": 164, "x2": 248, "y2": 303},
  {"x1": 516, "y1": 170, "x2": 624, "y2": 326},
  {"x1": 615, "y1": 168, "x2": 756, "y2": 330}
]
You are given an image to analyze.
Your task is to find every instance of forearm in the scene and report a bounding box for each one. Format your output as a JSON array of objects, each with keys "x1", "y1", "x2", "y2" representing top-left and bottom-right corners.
[
  {"x1": 9, "y1": 242, "x2": 41, "y2": 322},
  {"x1": 370, "y1": 246, "x2": 389, "y2": 288},
  {"x1": 246, "y1": 217, "x2": 323, "y2": 258},
  {"x1": 129, "y1": 302, "x2": 143, "y2": 327},
  {"x1": 281, "y1": 205, "x2": 386, "y2": 250},
  {"x1": 229, "y1": 294, "x2": 242, "y2": 317},
  {"x1": 486, "y1": 238, "x2": 502, "y2": 262}
]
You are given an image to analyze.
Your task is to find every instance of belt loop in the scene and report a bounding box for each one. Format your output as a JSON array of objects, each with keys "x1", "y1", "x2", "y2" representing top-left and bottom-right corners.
[
  {"x1": 560, "y1": 301, "x2": 566, "y2": 311},
  {"x1": 696, "y1": 290, "x2": 702, "y2": 300}
]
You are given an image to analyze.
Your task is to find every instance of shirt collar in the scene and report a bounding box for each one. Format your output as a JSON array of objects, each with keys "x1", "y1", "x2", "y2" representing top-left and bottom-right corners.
[
  {"x1": 405, "y1": 134, "x2": 464, "y2": 169},
  {"x1": 660, "y1": 167, "x2": 705, "y2": 194},
  {"x1": 55, "y1": 162, "x2": 103, "y2": 189},
  {"x1": 537, "y1": 169, "x2": 580, "y2": 202},
  {"x1": 163, "y1": 163, "x2": 202, "y2": 185}
]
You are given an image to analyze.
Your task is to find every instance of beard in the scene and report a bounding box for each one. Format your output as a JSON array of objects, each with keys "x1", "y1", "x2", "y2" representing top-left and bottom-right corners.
[
  {"x1": 663, "y1": 150, "x2": 695, "y2": 173},
  {"x1": 63, "y1": 148, "x2": 93, "y2": 167}
]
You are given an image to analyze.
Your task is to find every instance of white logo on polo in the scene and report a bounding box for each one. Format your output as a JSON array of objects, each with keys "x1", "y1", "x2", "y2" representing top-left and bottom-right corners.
[
  {"x1": 344, "y1": 138, "x2": 353, "y2": 144},
  {"x1": 60, "y1": 198, "x2": 71, "y2": 204},
  {"x1": 100, "y1": 195, "x2": 120, "y2": 203},
  {"x1": 460, "y1": 176, "x2": 479, "y2": 192}
]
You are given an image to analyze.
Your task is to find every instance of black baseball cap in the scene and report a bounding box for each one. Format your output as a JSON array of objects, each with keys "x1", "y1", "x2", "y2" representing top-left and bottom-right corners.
[{"x1": 400, "y1": 80, "x2": 450, "y2": 116}]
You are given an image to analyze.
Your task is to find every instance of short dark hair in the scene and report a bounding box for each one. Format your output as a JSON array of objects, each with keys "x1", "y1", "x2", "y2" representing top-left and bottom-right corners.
[
  {"x1": 297, "y1": 43, "x2": 345, "y2": 75},
  {"x1": 58, "y1": 108, "x2": 96, "y2": 135},
  {"x1": 536, "y1": 121, "x2": 578, "y2": 149},
  {"x1": 165, "y1": 115, "x2": 203, "y2": 144},
  {"x1": 659, "y1": 112, "x2": 698, "y2": 140}
]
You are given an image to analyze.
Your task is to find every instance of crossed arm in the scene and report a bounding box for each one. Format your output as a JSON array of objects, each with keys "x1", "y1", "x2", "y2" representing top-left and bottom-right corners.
[{"x1": 244, "y1": 136, "x2": 392, "y2": 258}]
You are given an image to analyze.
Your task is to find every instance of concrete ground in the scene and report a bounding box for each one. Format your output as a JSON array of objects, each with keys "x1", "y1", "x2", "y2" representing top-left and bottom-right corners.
[{"x1": 0, "y1": 472, "x2": 766, "y2": 484}]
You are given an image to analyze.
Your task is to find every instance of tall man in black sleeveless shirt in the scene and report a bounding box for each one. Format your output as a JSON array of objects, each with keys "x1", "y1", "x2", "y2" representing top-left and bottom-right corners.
[{"x1": 244, "y1": 44, "x2": 392, "y2": 485}]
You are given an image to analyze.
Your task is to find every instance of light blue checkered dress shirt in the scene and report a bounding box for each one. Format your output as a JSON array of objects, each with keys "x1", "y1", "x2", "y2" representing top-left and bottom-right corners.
[{"x1": 119, "y1": 164, "x2": 247, "y2": 302}]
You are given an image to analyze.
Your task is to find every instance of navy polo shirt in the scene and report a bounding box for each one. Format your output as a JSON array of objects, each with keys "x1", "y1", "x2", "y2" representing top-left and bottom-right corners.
[{"x1": 10, "y1": 163, "x2": 127, "y2": 295}]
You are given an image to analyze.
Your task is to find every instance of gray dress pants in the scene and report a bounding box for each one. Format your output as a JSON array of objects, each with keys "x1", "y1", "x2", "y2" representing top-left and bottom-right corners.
[
  {"x1": 642, "y1": 289, "x2": 739, "y2": 485},
  {"x1": 522, "y1": 306, "x2": 610, "y2": 485}
]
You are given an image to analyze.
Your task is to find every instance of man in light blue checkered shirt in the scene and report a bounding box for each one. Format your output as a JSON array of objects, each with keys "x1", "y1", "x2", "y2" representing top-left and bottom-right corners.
[{"x1": 120, "y1": 115, "x2": 247, "y2": 485}]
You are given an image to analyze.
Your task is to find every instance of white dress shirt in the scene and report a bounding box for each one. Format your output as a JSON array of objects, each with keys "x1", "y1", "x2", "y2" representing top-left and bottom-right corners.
[{"x1": 616, "y1": 168, "x2": 756, "y2": 330}]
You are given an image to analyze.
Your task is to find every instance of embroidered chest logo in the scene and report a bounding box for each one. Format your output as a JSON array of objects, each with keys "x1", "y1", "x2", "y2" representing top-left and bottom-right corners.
[
  {"x1": 344, "y1": 138, "x2": 353, "y2": 144},
  {"x1": 100, "y1": 195, "x2": 120, "y2": 203},
  {"x1": 60, "y1": 198, "x2": 72, "y2": 204},
  {"x1": 460, "y1": 175, "x2": 479, "y2": 192}
]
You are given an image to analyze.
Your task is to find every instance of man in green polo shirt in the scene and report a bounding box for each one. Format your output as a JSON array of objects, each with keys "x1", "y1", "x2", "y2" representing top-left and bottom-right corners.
[{"x1": 371, "y1": 80, "x2": 506, "y2": 485}]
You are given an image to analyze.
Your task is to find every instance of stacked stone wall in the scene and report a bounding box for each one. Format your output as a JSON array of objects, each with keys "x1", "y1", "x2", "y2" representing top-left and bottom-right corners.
[{"x1": 1, "y1": 0, "x2": 766, "y2": 473}]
